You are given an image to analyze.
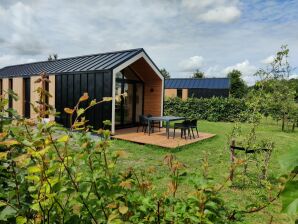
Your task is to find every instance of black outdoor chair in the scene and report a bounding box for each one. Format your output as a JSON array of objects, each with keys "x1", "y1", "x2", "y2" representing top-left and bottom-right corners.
[
  {"x1": 137, "y1": 115, "x2": 148, "y2": 133},
  {"x1": 173, "y1": 120, "x2": 191, "y2": 139},
  {"x1": 189, "y1": 119, "x2": 199, "y2": 138},
  {"x1": 147, "y1": 114, "x2": 160, "y2": 133}
]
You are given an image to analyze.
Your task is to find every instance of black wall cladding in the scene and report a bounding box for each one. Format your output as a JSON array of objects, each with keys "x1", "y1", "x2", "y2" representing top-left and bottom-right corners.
[
  {"x1": 188, "y1": 88, "x2": 229, "y2": 98},
  {"x1": 55, "y1": 71, "x2": 112, "y2": 129}
]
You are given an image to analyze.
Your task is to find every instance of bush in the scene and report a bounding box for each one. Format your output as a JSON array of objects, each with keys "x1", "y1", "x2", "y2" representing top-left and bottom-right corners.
[
  {"x1": 0, "y1": 77, "x2": 235, "y2": 223},
  {"x1": 0, "y1": 74, "x2": 294, "y2": 222},
  {"x1": 164, "y1": 97, "x2": 248, "y2": 122}
]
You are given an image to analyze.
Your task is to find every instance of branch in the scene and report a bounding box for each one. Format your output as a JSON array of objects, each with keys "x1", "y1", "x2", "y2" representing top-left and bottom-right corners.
[{"x1": 46, "y1": 128, "x2": 98, "y2": 223}]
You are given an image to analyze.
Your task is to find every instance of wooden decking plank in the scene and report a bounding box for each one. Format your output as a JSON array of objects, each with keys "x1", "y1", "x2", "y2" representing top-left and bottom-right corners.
[{"x1": 112, "y1": 128, "x2": 215, "y2": 148}]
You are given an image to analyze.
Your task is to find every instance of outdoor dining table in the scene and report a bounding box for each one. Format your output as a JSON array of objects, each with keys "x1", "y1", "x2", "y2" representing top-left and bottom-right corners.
[{"x1": 147, "y1": 116, "x2": 186, "y2": 139}]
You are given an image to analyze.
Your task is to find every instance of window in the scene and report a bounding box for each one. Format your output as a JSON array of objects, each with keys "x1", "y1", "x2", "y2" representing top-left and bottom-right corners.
[
  {"x1": 177, "y1": 89, "x2": 182, "y2": 98},
  {"x1": 116, "y1": 72, "x2": 123, "y2": 79},
  {"x1": 123, "y1": 67, "x2": 140, "y2": 81},
  {"x1": 8, "y1": 79, "x2": 13, "y2": 117},
  {"x1": 23, "y1": 78, "x2": 31, "y2": 118},
  {"x1": 44, "y1": 76, "x2": 49, "y2": 118},
  {"x1": 115, "y1": 67, "x2": 144, "y2": 128},
  {"x1": 8, "y1": 79, "x2": 13, "y2": 109},
  {"x1": 45, "y1": 76, "x2": 49, "y2": 105},
  {"x1": 116, "y1": 67, "x2": 141, "y2": 81}
]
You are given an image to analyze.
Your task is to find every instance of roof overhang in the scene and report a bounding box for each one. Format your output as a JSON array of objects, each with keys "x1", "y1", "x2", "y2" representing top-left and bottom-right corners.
[
  {"x1": 110, "y1": 51, "x2": 164, "y2": 134},
  {"x1": 112, "y1": 51, "x2": 164, "y2": 81}
]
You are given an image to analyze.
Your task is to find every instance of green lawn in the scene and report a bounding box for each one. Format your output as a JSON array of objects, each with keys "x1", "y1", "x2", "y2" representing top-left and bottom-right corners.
[{"x1": 110, "y1": 120, "x2": 298, "y2": 224}]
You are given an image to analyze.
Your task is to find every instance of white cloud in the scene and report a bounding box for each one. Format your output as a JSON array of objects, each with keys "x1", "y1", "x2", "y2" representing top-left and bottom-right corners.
[
  {"x1": 261, "y1": 55, "x2": 275, "y2": 64},
  {"x1": 178, "y1": 56, "x2": 204, "y2": 72},
  {"x1": 0, "y1": 2, "x2": 46, "y2": 55},
  {"x1": 205, "y1": 66, "x2": 224, "y2": 78},
  {"x1": 115, "y1": 42, "x2": 134, "y2": 50},
  {"x1": 181, "y1": 0, "x2": 218, "y2": 10},
  {"x1": 223, "y1": 60, "x2": 257, "y2": 85},
  {"x1": 181, "y1": 0, "x2": 241, "y2": 23},
  {"x1": 181, "y1": 0, "x2": 238, "y2": 10},
  {"x1": 0, "y1": 0, "x2": 297, "y2": 86},
  {"x1": 199, "y1": 6, "x2": 241, "y2": 23},
  {"x1": 289, "y1": 73, "x2": 298, "y2": 79},
  {"x1": 224, "y1": 60, "x2": 256, "y2": 75},
  {"x1": 0, "y1": 54, "x2": 36, "y2": 68}
]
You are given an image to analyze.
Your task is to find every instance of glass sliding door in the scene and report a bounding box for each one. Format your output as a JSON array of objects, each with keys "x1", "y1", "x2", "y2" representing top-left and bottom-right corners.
[
  {"x1": 115, "y1": 69, "x2": 143, "y2": 129},
  {"x1": 123, "y1": 83, "x2": 134, "y2": 125},
  {"x1": 115, "y1": 81, "x2": 122, "y2": 126},
  {"x1": 135, "y1": 83, "x2": 143, "y2": 123}
]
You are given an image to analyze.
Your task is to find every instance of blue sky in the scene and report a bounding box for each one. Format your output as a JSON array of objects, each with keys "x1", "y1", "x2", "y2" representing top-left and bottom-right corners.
[{"x1": 0, "y1": 0, "x2": 297, "y2": 85}]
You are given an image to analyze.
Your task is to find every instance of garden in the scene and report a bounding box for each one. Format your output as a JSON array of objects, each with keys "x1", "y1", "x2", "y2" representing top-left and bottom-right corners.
[
  {"x1": 111, "y1": 119, "x2": 298, "y2": 223},
  {"x1": 0, "y1": 46, "x2": 297, "y2": 223}
]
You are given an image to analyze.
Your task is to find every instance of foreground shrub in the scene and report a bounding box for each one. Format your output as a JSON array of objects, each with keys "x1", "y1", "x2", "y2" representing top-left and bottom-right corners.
[
  {"x1": 0, "y1": 76, "x2": 234, "y2": 223},
  {"x1": 0, "y1": 74, "x2": 295, "y2": 223},
  {"x1": 164, "y1": 97, "x2": 248, "y2": 122}
]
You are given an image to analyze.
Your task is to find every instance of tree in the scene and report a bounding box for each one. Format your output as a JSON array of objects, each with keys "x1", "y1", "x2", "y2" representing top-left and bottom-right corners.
[
  {"x1": 288, "y1": 78, "x2": 298, "y2": 101},
  {"x1": 48, "y1": 54, "x2": 58, "y2": 61},
  {"x1": 192, "y1": 69, "x2": 204, "y2": 78},
  {"x1": 227, "y1": 69, "x2": 247, "y2": 98},
  {"x1": 254, "y1": 45, "x2": 297, "y2": 131},
  {"x1": 160, "y1": 68, "x2": 170, "y2": 79}
]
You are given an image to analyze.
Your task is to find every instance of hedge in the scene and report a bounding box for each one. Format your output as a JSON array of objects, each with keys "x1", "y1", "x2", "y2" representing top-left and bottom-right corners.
[{"x1": 164, "y1": 97, "x2": 248, "y2": 122}]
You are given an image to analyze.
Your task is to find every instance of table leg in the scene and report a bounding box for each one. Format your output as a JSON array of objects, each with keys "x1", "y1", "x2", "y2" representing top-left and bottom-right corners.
[
  {"x1": 148, "y1": 120, "x2": 150, "y2": 135},
  {"x1": 166, "y1": 121, "x2": 170, "y2": 139}
]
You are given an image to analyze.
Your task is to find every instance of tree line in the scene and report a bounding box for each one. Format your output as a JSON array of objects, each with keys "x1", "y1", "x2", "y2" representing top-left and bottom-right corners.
[{"x1": 161, "y1": 45, "x2": 298, "y2": 131}]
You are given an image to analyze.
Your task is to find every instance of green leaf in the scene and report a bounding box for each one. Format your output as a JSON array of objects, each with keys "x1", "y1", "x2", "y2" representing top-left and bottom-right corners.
[
  {"x1": 119, "y1": 205, "x2": 128, "y2": 215},
  {"x1": 281, "y1": 181, "x2": 298, "y2": 215},
  {"x1": 77, "y1": 108, "x2": 85, "y2": 117},
  {"x1": 28, "y1": 166, "x2": 41, "y2": 174},
  {"x1": 108, "y1": 212, "x2": 119, "y2": 222},
  {"x1": 279, "y1": 149, "x2": 298, "y2": 173},
  {"x1": 0, "y1": 201, "x2": 6, "y2": 208},
  {"x1": 14, "y1": 154, "x2": 30, "y2": 168},
  {"x1": 30, "y1": 203, "x2": 41, "y2": 211},
  {"x1": 37, "y1": 146, "x2": 50, "y2": 156},
  {"x1": 102, "y1": 97, "x2": 112, "y2": 102},
  {"x1": 0, "y1": 206, "x2": 17, "y2": 221},
  {"x1": 57, "y1": 135, "x2": 69, "y2": 143},
  {"x1": 89, "y1": 99, "x2": 97, "y2": 107},
  {"x1": 25, "y1": 175, "x2": 40, "y2": 182},
  {"x1": 0, "y1": 152, "x2": 8, "y2": 160},
  {"x1": 0, "y1": 140, "x2": 19, "y2": 146},
  {"x1": 16, "y1": 216, "x2": 27, "y2": 224}
]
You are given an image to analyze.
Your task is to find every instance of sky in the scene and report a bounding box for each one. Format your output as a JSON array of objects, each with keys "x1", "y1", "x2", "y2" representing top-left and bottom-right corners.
[{"x1": 0, "y1": 0, "x2": 297, "y2": 85}]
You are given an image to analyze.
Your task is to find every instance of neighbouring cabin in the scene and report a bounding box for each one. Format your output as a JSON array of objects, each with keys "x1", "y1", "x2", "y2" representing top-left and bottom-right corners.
[
  {"x1": 0, "y1": 48, "x2": 164, "y2": 134},
  {"x1": 165, "y1": 78, "x2": 230, "y2": 99}
]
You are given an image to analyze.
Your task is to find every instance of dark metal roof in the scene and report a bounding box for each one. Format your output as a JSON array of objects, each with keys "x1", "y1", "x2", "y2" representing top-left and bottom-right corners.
[
  {"x1": 165, "y1": 78, "x2": 230, "y2": 89},
  {"x1": 0, "y1": 48, "x2": 144, "y2": 77}
]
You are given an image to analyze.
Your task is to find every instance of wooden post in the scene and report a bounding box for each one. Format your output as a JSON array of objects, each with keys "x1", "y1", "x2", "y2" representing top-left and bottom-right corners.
[
  {"x1": 292, "y1": 119, "x2": 296, "y2": 132},
  {"x1": 282, "y1": 113, "x2": 285, "y2": 131},
  {"x1": 229, "y1": 140, "x2": 236, "y2": 181}
]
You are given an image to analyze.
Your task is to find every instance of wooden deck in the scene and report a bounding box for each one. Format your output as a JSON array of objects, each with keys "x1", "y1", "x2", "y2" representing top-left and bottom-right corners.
[{"x1": 112, "y1": 127, "x2": 215, "y2": 148}]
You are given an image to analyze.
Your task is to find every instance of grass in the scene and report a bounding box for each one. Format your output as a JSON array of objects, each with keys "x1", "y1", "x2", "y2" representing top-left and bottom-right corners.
[{"x1": 110, "y1": 119, "x2": 298, "y2": 223}]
